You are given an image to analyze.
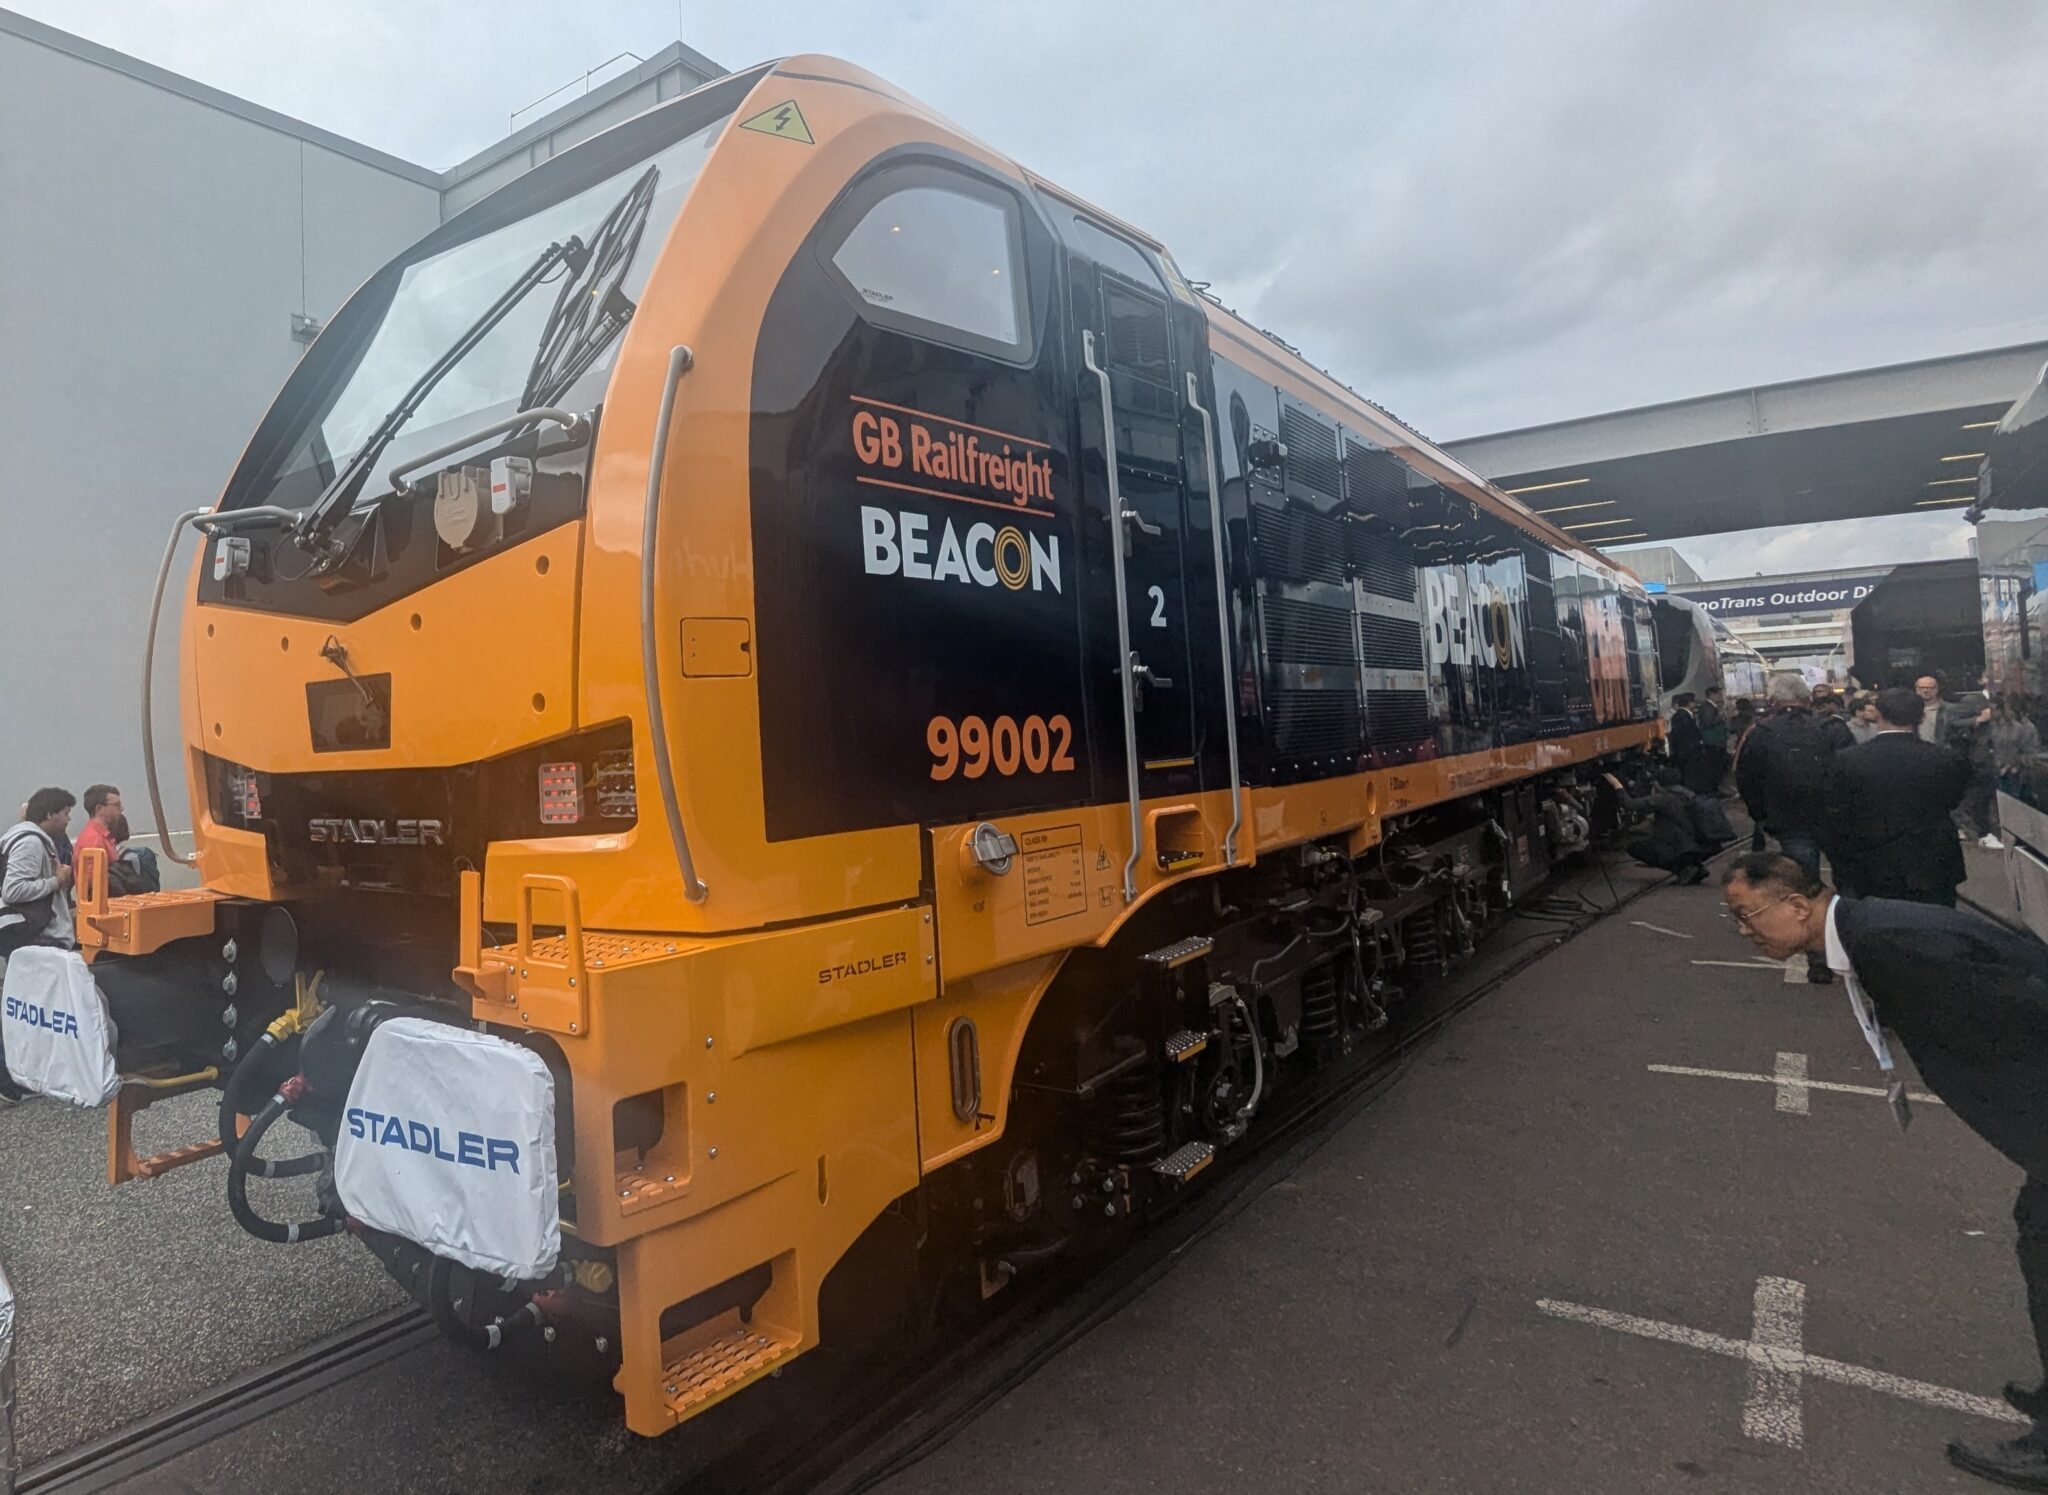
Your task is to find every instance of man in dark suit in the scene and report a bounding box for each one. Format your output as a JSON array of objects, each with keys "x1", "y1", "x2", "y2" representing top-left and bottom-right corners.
[
  {"x1": 1667, "y1": 693, "x2": 1705, "y2": 793},
  {"x1": 1722, "y1": 852, "x2": 2048, "y2": 1489},
  {"x1": 1824, "y1": 686, "x2": 1971, "y2": 906}
]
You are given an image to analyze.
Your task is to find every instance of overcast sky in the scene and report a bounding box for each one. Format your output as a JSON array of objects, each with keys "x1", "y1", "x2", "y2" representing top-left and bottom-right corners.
[{"x1": 18, "y1": 0, "x2": 2048, "y2": 577}]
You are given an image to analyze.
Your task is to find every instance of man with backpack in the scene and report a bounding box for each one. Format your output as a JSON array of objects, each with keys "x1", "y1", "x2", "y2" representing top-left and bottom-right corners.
[
  {"x1": 0, "y1": 788, "x2": 78, "y2": 1101},
  {"x1": 1737, "y1": 674, "x2": 1847, "y2": 982}
]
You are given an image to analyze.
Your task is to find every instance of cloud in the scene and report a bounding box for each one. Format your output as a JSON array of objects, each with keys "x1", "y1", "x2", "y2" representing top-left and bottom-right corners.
[
  {"x1": 19, "y1": 0, "x2": 2048, "y2": 568},
  {"x1": 1619, "y1": 509, "x2": 1975, "y2": 580}
]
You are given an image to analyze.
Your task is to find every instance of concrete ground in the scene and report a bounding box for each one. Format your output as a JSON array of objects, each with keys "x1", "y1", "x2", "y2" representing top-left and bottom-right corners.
[
  {"x1": 7, "y1": 839, "x2": 2038, "y2": 1492},
  {"x1": 873, "y1": 873, "x2": 2036, "y2": 1494},
  {"x1": 0, "y1": 1089, "x2": 405, "y2": 1464}
]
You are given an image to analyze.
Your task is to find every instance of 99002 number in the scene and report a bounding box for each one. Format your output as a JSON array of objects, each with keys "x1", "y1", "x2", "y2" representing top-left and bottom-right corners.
[{"x1": 928, "y1": 714, "x2": 1076, "y2": 781}]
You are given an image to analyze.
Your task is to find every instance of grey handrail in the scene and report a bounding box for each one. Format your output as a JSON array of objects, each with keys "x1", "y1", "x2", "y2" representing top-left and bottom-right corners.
[
  {"x1": 386, "y1": 406, "x2": 586, "y2": 493},
  {"x1": 1082, "y1": 330, "x2": 1145, "y2": 903},
  {"x1": 1185, "y1": 371, "x2": 1243, "y2": 866},
  {"x1": 640, "y1": 346, "x2": 708, "y2": 903},
  {"x1": 141, "y1": 502, "x2": 302, "y2": 868}
]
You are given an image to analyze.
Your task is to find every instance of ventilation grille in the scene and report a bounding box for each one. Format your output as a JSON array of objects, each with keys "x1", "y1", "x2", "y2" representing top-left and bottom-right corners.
[
  {"x1": 1252, "y1": 504, "x2": 1347, "y2": 586},
  {"x1": 1359, "y1": 612, "x2": 1425, "y2": 670},
  {"x1": 1344, "y1": 439, "x2": 1411, "y2": 524},
  {"x1": 1366, "y1": 689, "x2": 1432, "y2": 744},
  {"x1": 1263, "y1": 596, "x2": 1358, "y2": 667},
  {"x1": 1355, "y1": 545, "x2": 1418, "y2": 601},
  {"x1": 1280, "y1": 404, "x2": 1342, "y2": 500},
  {"x1": 1269, "y1": 690, "x2": 1363, "y2": 759}
]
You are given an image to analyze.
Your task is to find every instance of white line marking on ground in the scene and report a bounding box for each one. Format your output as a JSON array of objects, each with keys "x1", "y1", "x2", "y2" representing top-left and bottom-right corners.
[
  {"x1": 1690, "y1": 959, "x2": 1786, "y2": 970},
  {"x1": 1773, "y1": 1052, "x2": 1810, "y2": 1115},
  {"x1": 1744, "y1": 1276, "x2": 1806, "y2": 1446},
  {"x1": 1536, "y1": 1284, "x2": 2027, "y2": 1440},
  {"x1": 1647, "y1": 1063, "x2": 1944, "y2": 1105},
  {"x1": 1631, "y1": 920, "x2": 1695, "y2": 939},
  {"x1": 1783, "y1": 956, "x2": 1808, "y2": 985}
]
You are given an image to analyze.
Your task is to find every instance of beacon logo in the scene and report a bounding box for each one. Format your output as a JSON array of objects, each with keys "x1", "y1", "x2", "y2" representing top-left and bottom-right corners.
[{"x1": 860, "y1": 506, "x2": 1062, "y2": 594}]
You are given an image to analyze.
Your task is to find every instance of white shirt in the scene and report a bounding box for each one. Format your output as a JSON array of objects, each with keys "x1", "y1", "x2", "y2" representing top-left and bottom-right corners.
[{"x1": 1823, "y1": 896, "x2": 1895, "y2": 1071}]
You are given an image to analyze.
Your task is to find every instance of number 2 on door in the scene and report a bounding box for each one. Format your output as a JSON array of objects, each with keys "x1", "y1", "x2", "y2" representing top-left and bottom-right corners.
[{"x1": 1147, "y1": 586, "x2": 1166, "y2": 627}]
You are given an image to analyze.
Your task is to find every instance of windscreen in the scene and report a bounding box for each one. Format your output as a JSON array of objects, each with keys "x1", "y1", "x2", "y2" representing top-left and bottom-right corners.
[{"x1": 230, "y1": 112, "x2": 728, "y2": 514}]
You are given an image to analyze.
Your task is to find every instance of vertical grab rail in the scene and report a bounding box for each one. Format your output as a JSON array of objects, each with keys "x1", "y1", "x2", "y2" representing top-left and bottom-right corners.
[
  {"x1": 641, "y1": 345, "x2": 709, "y2": 903},
  {"x1": 1082, "y1": 330, "x2": 1144, "y2": 903},
  {"x1": 1184, "y1": 371, "x2": 1243, "y2": 866}
]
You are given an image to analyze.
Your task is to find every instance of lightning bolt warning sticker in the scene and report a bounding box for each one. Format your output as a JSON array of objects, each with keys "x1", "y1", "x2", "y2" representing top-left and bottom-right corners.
[{"x1": 738, "y1": 100, "x2": 814, "y2": 145}]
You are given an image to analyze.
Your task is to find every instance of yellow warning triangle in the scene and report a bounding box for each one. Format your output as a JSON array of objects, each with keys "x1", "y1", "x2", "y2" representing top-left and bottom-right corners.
[{"x1": 738, "y1": 100, "x2": 814, "y2": 145}]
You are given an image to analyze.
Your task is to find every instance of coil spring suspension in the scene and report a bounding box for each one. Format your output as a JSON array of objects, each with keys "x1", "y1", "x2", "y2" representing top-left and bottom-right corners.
[
  {"x1": 1299, "y1": 961, "x2": 1342, "y2": 1042},
  {"x1": 1095, "y1": 1064, "x2": 1167, "y2": 1163},
  {"x1": 1403, "y1": 910, "x2": 1445, "y2": 978}
]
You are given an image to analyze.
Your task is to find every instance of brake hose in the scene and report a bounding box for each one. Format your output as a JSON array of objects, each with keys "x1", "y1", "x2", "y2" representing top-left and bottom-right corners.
[
  {"x1": 225, "y1": 1089, "x2": 341, "y2": 1244},
  {"x1": 427, "y1": 1256, "x2": 544, "y2": 1352}
]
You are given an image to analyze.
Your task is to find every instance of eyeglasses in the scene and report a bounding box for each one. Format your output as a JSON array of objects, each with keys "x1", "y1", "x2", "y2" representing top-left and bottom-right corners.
[{"x1": 1733, "y1": 893, "x2": 1800, "y2": 929}]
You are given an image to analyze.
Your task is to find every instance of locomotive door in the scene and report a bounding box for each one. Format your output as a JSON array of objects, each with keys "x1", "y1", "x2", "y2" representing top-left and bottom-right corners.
[{"x1": 1066, "y1": 222, "x2": 1198, "y2": 784}]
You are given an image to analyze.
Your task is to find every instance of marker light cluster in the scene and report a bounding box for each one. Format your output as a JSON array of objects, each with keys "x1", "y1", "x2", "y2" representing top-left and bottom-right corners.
[{"x1": 537, "y1": 762, "x2": 583, "y2": 825}]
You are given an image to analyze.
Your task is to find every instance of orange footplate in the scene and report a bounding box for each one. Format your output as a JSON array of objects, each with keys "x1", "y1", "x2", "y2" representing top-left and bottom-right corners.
[{"x1": 73, "y1": 847, "x2": 225, "y2": 959}]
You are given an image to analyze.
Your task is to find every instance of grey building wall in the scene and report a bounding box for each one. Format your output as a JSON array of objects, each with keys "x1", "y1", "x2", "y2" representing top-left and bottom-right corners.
[
  {"x1": 0, "y1": 10, "x2": 442, "y2": 842},
  {"x1": 0, "y1": 9, "x2": 722, "y2": 856},
  {"x1": 440, "y1": 43, "x2": 724, "y2": 218}
]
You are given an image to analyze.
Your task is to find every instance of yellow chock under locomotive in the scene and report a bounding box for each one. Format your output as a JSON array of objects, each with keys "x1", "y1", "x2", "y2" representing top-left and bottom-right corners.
[{"x1": 80, "y1": 57, "x2": 1664, "y2": 1436}]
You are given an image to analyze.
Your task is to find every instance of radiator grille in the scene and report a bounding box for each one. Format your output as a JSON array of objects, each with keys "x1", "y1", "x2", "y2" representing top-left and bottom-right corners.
[
  {"x1": 1345, "y1": 440, "x2": 1412, "y2": 523},
  {"x1": 1280, "y1": 404, "x2": 1342, "y2": 500},
  {"x1": 1263, "y1": 596, "x2": 1358, "y2": 667},
  {"x1": 1358, "y1": 611, "x2": 1425, "y2": 670},
  {"x1": 1354, "y1": 543, "x2": 1418, "y2": 601},
  {"x1": 1252, "y1": 504, "x2": 1347, "y2": 586},
  {"x1": 1366, "y1": 689, "x2": 1432, "y2": 744},
  {"x1": 1269, "y1": 689, "x2": 1364, "y2": 759}
]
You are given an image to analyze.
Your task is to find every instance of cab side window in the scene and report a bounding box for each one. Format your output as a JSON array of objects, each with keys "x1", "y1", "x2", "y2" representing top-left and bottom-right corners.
[{"x1": 829, "y1": 181, "x2": 1026, "y2": 354}]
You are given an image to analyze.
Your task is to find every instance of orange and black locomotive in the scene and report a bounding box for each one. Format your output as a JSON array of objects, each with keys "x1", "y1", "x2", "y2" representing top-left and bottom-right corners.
[{"x1": 61, "y1": 56, "x2": 1661, "y2": 1436}]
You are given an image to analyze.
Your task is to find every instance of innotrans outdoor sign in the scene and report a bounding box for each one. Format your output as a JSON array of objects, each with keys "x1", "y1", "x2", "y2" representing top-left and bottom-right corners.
[{"x1": 1673, "y1": 572, "x2": 1892, "y2": 618}]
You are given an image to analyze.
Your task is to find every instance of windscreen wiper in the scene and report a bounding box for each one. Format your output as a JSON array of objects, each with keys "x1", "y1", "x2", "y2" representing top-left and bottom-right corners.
[
  {"x1": 292, "y1": 233, "x2": 589, "y2": 558},
  {"x1": 520, "y1": 164, "x2": 661, "y2": 411},
  {"x1": 293, "y1": 163, "x2": 662, "y2": 564}
]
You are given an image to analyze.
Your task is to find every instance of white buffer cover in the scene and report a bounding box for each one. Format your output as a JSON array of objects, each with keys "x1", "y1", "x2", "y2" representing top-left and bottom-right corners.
[
  {"x1": 0, "y1": 947, "x2": 120, "y2": 1106},
  {"x1": 333, "y1": 1017, "x2": 561, "y2": 1280}
]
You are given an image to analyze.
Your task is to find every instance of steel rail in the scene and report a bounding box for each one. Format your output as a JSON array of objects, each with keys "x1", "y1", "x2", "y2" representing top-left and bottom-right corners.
[{"x1": 17, "y1": 1308, "x2": 434, "y2": 1494}]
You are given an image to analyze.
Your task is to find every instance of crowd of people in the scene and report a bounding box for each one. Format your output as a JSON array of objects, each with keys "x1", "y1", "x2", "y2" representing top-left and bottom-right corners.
[
  {"x1": 0, "y1": 782, "x2": 156, "y2": 1103},
  {"x1": 1654, "y1": 671, "x2": 2048, "y2": 1487},
  {"x1": 1634, "y1": 672, "x2": 2042, "y2": 923}
]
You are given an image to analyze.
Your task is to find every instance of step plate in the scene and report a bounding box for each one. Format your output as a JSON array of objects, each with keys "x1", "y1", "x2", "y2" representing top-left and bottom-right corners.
[
  {"x1": 1142, "y1": 935, "x2": 1214, "y2": 969},
  {"x1": 1164, "y1": 1029, "x2": 1210, "y2": 1063},
  {"x1": 1152, "y1": 1140, "x2": 1216, "y2": 1184},
  {"x1": 661, "y1": 1323, "x2": 798, "y2": 1416}
]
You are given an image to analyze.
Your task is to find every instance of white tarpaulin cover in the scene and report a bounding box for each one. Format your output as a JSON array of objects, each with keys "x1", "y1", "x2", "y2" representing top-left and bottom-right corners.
[
  {"x1": 333, "y1": 1017, "x2": 560, "y2": 1280},
  {"x1": 1, "y1": 946, "x2": 119, "y2": 1107}
]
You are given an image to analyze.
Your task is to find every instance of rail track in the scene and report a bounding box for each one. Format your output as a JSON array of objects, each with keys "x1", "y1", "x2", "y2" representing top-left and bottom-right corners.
[{"x1": 19, "y1": 849, "x2": 1667, "y2": 1495}]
